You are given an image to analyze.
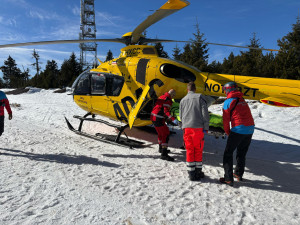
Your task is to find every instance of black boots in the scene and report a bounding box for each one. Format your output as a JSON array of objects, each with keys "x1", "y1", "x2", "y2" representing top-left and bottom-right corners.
[
  {"x1": 195, "y1": 168, "x2": 205, "y2": 180},
  {"x1": 188, "y1": 170, "x2": 197, "y2": 181},
  {"x1": 160, "y1": 147, "x2": 174, "y2": 161},
  {"x1": 158, "y1": 144, "x2": 170, "y2": 153},
  {"x1": 158, "y1": 144, "x2": 162, "y2": 153},
  {"x1": 188, "y1": 168, "x2": 204, "y2": 181}
]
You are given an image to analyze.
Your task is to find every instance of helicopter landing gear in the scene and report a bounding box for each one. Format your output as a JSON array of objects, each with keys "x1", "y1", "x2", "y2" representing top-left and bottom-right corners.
[{"x1": 65, "y1": 113, "x2": 144, "y2": 149}]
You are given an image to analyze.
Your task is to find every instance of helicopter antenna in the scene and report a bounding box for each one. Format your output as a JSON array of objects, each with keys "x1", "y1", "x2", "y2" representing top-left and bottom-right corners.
[{"x1": 79, "y1": 0, "x2": 97, "y2": 69}]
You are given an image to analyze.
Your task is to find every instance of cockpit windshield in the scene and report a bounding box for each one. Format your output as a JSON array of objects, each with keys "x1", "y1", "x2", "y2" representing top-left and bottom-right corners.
[
  {"x1": 72, "y1": 71, "x2": 124, "y2": 96},
  {"x1": 72, "y1": 71, "x2": 90, "y2": 95}
]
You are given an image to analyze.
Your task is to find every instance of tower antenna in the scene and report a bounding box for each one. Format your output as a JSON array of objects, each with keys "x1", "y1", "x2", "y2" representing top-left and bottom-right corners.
[{"x1": 79, "y1": 0, "x2": 97, "y2": 69}]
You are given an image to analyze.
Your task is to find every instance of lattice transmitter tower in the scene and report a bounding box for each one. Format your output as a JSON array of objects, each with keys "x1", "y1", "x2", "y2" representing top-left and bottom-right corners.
[{"x1": 79, "y1": 0, "x2": 97, "y2": 69}]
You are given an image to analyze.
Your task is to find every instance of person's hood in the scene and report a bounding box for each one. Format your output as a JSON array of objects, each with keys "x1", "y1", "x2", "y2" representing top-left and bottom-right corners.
[{"x1": 227, "y1": 90, "x2": 243, "y2": 99}]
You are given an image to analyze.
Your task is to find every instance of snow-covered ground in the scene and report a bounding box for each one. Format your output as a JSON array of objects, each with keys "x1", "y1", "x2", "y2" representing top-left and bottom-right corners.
[{"x1": 0, "y1": 88, "x2": 299, "y2": 225}]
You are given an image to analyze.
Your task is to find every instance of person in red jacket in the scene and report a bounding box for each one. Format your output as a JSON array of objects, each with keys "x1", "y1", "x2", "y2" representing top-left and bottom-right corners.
[
  {"x1": 0, "y1": 90, "x2": 13, "y2": 136},
  {"x1": 219, "y1": 82, "x2": 255, "y2": 186},
  {"x1": 150, "y1": 89, "x2": 178, "y2": 161}
]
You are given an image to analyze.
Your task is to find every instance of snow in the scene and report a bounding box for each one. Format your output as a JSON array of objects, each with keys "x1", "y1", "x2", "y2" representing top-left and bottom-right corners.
[{"x1": 0, "y1": 88, "x2": 299, "y2": 225}]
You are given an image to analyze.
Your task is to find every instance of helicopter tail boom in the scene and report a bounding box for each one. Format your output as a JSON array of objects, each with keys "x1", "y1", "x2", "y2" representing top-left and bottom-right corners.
[{"x1": 200, "y1": 72, "x2": 300, "y2": 107}]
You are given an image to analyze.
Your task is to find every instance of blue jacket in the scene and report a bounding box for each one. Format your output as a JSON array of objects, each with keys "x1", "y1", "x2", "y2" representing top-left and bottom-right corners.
[{"x1": 223, "y1": 90, "x2": 254, "y2": 135}]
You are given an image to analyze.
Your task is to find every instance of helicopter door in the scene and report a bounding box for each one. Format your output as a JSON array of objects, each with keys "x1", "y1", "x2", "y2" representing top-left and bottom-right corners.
[
  {"x1": 90, "y1": 73, "x2": 108, "y2": 113},
  {"x1": 128, "y1": 85, "x2": 150, "y2": 128}
]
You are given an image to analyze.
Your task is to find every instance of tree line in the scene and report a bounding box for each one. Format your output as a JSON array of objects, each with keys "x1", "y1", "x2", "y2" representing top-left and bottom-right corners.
[
  {"x1": 0, "y1": 52, "x2": 83, "y2": 89},
  {"x1": 167, "y1": 18, "x2": 299, "y2": 80},
  {"x1": 1, "y1": 17, "x2": 299, "y2": 89}
]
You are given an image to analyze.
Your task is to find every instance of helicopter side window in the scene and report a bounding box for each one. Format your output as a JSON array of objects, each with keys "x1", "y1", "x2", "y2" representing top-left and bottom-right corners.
[
  {"x1": 160, "y1": 63, "x2": 196, "y2": 83},
  {"x1": 105, "y1": 75, "x2": 124, "y2": 96},
  {"x1": 73, "y1": 72, "x2": 90, "y2": 95},
  {"x1": 111, "y1": 76, "x2": 124, "y2": 96},
  {"x1": 91, "y1": 74, "x2": 106, "y2": 95}
]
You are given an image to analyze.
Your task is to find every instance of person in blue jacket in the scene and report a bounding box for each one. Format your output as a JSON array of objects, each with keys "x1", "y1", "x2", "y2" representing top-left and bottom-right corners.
[{"x1": 219, "y1": 82, "x2": 255, "y2": 186}]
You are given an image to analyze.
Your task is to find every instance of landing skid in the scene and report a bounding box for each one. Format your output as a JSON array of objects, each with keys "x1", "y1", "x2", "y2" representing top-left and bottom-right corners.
[{"x1": 65, "y1": 113, "x2": 144, "y2": 149}]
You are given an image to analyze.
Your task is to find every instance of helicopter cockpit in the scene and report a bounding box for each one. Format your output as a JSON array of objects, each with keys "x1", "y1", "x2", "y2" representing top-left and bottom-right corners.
[{"x1": 72, "y1": 71, "x2": 124, "y2": 97}]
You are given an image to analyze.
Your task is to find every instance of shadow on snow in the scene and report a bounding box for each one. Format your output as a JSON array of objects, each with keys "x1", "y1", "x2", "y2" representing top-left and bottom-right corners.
[
  {"x1": 2, "y1": 124, "x2": 299, "y2": 195},
  {"x1": 113, "y1": 126, "x2": 300, "y2": 195},
  {"x1": 0, "y1": 147, "x2": 120, "y2": 168}
]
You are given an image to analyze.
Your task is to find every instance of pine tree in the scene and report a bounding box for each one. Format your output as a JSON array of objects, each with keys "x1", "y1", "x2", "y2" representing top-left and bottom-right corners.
[
  {"x1": 21, "y1": 67, "x2": 30, "y2": 87},
  {"x1": 239, "y1": 33, "x2": 264, "y2": 76},
  {"x1": 43, "y1": 60, "x2": 59, "y2": 88},
  {"x1": 105, "y1": 50, "x2": 114, "y2": 62},
  {"x1": 28, "y1": 74, "x2": 40, "y2": 88},
  {"x1": 275, "y1": 17, "x2": 300, "y2": 79},
  {"x1": 179, "y1": 22, "x2": 209, "y2": 71},
  {"x1": 60, "y1": 53, "x2": 83, "y2": 87},
  {"x1": 261, "y1": 52, "x2": 275, "y2": 78},
  {"x1": 222, "y1": 33, "x2": 265, "y2": 76},
  {"x1": 189, "y1": 22, "x2": 209, "y2": 71},
  {"x1": 180, "y1": 43, "x2": 193, "y2": 65},
  {"x1": 0, "y1": 78, "x2": 4, "y2": 88},
  {"x1": 172, "y1": 44, "x2": 181, "y2": 60},
  {"x1": 207, "y1": 60, "x2": 222, "y2": 73},
  {"x1": 222, "y1": 52, "x2": 235, "y2": 74},
  {"x1": 0, "y1": 55, "x2": 22, "y2": 87}
]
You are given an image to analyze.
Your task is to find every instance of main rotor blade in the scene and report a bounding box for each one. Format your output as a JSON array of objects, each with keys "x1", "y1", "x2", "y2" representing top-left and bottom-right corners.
[
  {"x1": 0, "y1": 38, "x2": 279, "y2": 52},
  {"x1": 139, "y1": 38, "x2": 181, "y2": 44},
  {"x1": 0, "y1": 38, "x2": 126, "y2": 49},
  {"x1": 131, "y1": 0, "x2": 190, "y2": 45},
  {"x1": 141, "y1": 38, "x2": 279, "y2": 52},
  {"x1": 207, "y1": 42, "x2": 279, "y2": 52}
]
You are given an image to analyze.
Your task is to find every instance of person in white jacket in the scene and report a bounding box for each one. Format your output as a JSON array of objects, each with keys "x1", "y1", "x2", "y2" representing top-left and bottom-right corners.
[{"x1": 179, "y1": 82, "x2": 209, "y2": 181}]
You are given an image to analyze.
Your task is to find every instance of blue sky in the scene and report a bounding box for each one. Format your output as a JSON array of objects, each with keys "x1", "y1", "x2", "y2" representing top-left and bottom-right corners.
[{"x1": 0, "y1": 0, "x2": 299, "y2": 77}]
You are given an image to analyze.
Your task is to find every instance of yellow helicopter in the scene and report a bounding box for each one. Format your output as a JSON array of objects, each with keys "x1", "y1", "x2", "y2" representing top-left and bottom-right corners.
[{"x1": 1, "y1": 0, "x2": 300, "y2": 147}]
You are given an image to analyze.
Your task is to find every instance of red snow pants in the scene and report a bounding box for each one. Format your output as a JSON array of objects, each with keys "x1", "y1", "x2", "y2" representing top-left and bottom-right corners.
[
  {"x1": 184, "y1": 128, "x2": 204, "y2": 162},
  {"x1": 154, "y1": 124, "x2": 170, "y2": 147}
]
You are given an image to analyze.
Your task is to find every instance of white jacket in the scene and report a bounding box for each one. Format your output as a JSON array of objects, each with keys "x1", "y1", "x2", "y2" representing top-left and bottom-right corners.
[{"x1": 179, "y1": 91, "x2": 209, "y2": 130}]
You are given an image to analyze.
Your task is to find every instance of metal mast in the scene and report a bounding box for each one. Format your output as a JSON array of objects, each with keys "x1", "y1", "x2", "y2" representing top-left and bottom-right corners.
[{"x1": 79, "y1": 0, "x2": 97, "y2": 69}]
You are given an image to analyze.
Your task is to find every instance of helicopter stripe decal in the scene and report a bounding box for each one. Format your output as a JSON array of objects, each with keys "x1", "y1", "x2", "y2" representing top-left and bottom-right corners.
[
  {"x1": 121, "y1": 96, "x2": 135, "y2": 116},
  {"x1": 149, "y1": 79, "x2": 164, "y2": 98},
  {"x1": 136, "y1": 59, "x2": 150, "y2": 85},
  {"x1": 135, "y1": 88, "x2": 143, "y2": 100}
]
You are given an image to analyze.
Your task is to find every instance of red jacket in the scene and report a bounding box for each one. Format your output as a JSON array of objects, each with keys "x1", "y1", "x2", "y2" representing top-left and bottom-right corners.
[
  {"x1": 223, "y1": 90, "x2": 254, "y2": 135},
  {"x1": 0, "y1": 91, "x2": 12, "y2": 116},
  {"x1": 150, "y1": 92, "x2": 175, "y2": 123}
]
